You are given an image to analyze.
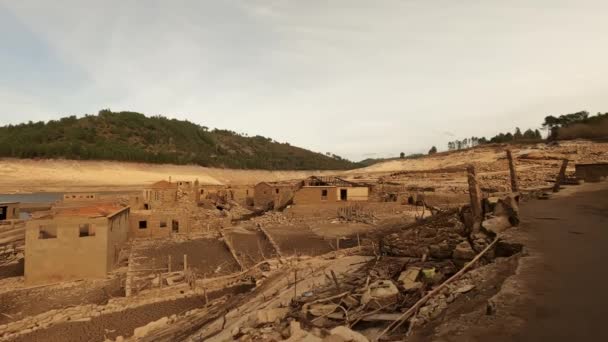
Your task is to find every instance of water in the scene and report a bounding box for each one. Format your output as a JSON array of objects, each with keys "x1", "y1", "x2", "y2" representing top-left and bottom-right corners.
[
  {"x1": 0, "y1": 192, "x2": 63, "y2": 203},
  {"x1": 0, "y1": 191, "x2": 136, "y2": 204}
]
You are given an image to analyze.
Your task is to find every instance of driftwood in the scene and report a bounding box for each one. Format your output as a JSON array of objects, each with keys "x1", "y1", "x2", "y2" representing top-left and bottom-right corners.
[{"x1": 376, "y1": 237, "x2": 500, "y2": 340}]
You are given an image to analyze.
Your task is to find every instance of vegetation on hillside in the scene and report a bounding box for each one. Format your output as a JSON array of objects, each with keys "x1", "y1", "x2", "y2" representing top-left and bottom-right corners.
[
  {"x1": 0, "y1": 110, "x2": 359, "y2": 170},
  {"x1": 543, "y1": 111, "x2": 608, "y2": 140}
]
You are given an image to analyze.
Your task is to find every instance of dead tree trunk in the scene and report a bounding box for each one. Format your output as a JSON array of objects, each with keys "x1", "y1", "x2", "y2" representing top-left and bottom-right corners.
[
  {"x1": 553, "y1": 159, "x2": 569, "y2": 193},
  {"x1": 506, "y1": 149, "x2": 519, "y2": 193},
  {"x1": 467, "y1": 165, "x2": 483, "y2": 233}
]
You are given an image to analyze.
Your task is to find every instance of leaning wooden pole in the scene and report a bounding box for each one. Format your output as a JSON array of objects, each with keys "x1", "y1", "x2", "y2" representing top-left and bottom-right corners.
[
  {"x1": 466, "y1": 165, "x2": 483, "y2": 233},
  {"x1": 553, "y1": 159, "x2": 569, "y2": 193},
  {"x1": 506, "y1": 149, "x2": 519, "y2": 193}
]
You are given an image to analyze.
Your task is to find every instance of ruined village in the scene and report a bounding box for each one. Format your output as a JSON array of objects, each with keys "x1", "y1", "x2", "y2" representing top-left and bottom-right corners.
[{"x1": 0, "y1": 140, "x2": 607, "y2": 342}]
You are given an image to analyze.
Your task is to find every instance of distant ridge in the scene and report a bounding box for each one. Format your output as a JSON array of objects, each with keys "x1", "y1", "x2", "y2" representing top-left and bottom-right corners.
[{"x1": 0, "y1": 110, "x2": 360, "y2": 170}]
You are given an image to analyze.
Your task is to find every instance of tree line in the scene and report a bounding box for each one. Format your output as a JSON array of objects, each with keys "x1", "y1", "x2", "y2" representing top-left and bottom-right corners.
[{"x1": 0, "y1": 110, "x2": 360, "y2": 170}]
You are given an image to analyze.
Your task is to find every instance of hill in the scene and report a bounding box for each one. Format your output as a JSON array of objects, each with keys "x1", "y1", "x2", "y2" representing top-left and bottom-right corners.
[{"x1": 0, "y1": 110, "x2": 360, "y2": 170}]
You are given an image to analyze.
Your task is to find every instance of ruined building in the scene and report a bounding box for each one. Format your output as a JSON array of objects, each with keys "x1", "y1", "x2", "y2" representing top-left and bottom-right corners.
[
  {"x1": 253, "y1": 181, "x2": 301, "y2": 210},
  {"x1": 294, "y1": 176, "x2": 369, "y2": 204},
  {"x1": 24, "y1": 204, "x2": 129, "y2": 285},
  {"x1": 0, "y1": 202, "x2": 20, "y2": 221}
]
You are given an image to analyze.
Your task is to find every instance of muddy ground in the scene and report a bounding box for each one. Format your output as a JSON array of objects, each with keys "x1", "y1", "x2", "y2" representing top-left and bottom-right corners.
[
  {"x1": 265, "y1": 224, "x2": 333, "y2": 256},
  {"x1": 11, "y1": 283, "x2": 254, "y2": 342},
  {"x1": 0, "y1": 277, "x2": 123, "y2": 325},
  {"x1": 133, "y1": 237, "x2": 241, "y2": 276},
  {"x1": 225, "y1": 226, "x2": 276, "y2": 268}
]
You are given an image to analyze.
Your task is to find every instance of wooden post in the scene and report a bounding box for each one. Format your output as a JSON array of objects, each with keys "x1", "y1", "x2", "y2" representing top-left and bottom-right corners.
[
  {"x1": 330, "y1": 270, "x2": 341, "y2": 291},
  {"x1": 159, "y1": 272, "x2": 163, "y2": 289},
  {"x1": 168, "y1": 255, "x2": 172, "y2": 273},
  {"x1": 506, "y1": 149, "x2": 519, "y2": 193},
  {"x1": 357, "y1": 233, "x2": 361, "y2": 252},
  {"x1": 466, "y1": 165, "x2": 483, "y2": 233},
  {"x1": 184, "y1": 254, "x2": 188, "y2": 272},
  {"x1": 203, "y1": 274, "x2": 208, "y2": 304},
  {"x1": 336, "y1": 237, "x2": 340, "y2": 251},
  {"x1": 294, "y1": 269, "x2": 298, "y2": 300},
  {"x1": 553, "y1": 159, "x2": 569, "y2": 193}
]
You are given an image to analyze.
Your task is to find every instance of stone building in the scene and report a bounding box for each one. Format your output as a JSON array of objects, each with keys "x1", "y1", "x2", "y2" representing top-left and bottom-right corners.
[
  {"x1": 128, "y1": 210, "x2": 190, "y2": 238},
  {"x1": 143, "y1": 180, "x2": 178, "y2": 210},
  {"x1": 0, "y1": 202, "x2": 20, "y2": 221},
  {"x1": 293, "y1": 176, "x2": 369, "y2": 205},
  {"x1": 254, "y1": 181, "x2": 301, "y2": 210},
  {"x1": 24, "y1": 204, "x2": 129, "y2": 285}
]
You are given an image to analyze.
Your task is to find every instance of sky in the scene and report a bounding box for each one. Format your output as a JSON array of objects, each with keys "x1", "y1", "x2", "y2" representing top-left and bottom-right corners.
[{"x1": 1, "y1": 1, "x2": 607, "y2": 161}]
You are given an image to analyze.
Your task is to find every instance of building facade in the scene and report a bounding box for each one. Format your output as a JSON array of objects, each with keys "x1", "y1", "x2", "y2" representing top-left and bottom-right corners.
[
  {"x1": 0, "y1": 202, "x2": 20, "y2": 221},
  {"x1": 24, "y1": 205, "x2": 130, "y2": 285}
]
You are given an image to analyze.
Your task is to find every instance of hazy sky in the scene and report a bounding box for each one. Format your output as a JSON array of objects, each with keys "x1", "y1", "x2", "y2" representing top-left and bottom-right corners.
[{"x1": 1, "y1": 1, "x2": 607, "y2": 161}]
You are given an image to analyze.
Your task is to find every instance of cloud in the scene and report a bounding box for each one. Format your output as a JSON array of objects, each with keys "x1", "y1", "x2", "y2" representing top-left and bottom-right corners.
[{"x1": 1, "y1": 1, "x2": 608, "y2": 161}]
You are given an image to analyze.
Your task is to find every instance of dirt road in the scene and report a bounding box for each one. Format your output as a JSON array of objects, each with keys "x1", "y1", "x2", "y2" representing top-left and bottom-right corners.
[{"x1": 515, "y1": 182, "x2": 608, "y2": 341}]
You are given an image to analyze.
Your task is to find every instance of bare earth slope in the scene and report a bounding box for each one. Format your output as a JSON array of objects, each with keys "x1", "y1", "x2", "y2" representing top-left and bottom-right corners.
[{"x1": 1, "y1": 140, "x2": 606, "y2": 192}]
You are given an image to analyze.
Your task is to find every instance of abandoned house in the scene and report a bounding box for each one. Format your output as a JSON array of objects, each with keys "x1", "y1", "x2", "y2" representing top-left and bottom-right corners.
[
  {"x1": 24, "y1": 204, "x2": 130, "y2": 285},
  {"x1": 254, "y1": 181, "x2": 301, "y2": 210},
  {"x1": 129, "y1": 210, "x2": 190, "y2": 238},
  {"x1": 0, "y1": 202, "x2": 20, "y2": 221},
  {"x1": 143, "y1": 180, "x2": 178, "y2": 210},
  {"x1": 293, "y1": 176, "x2": 369, "y2": 205}
]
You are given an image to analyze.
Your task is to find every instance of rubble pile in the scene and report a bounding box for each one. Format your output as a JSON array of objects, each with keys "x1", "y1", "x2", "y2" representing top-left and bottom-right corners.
[{"x1": 380, "y1": 211, "x2": 473, "y2": 261}]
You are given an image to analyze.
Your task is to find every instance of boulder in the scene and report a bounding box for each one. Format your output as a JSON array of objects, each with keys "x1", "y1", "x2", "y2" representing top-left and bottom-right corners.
[
  {"x1": 482, "y1": 216, "x2": 511, "y2": 234},
  {"x1": 255, "y1": 307, "x2": 289, "y2": 325},
  {"x1": 361, "y1": 280, "x2": 399, "y2": 307},
  {"x1": 307, "y1": 304, "x2": 338, "y2": 317},
  {"x1": 285, "y1": 321, "x2": 323, "y2": 342},
  {"x1": 452, "y1": 241, "x2": 475, "y2": 260},
  {"x1": 455, "y1": 284, "x2": 475, "y2": 294},
  {"x1": 329, "y1": 326, "x2": 369, "y2": 342}
]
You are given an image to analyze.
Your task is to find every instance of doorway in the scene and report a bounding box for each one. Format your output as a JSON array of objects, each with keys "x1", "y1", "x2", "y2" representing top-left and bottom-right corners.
[
  {"x1": 172, "y1": 220, "x2": 179, "y2": 233},
  {"x1": 340, "y1": 189, "x2": 348, "y2": 201},
  {"x1": 0, "y1": 206, "x2": 7, "y2": 220}
]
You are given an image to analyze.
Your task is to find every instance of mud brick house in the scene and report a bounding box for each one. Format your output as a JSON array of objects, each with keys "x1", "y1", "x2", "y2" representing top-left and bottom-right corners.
[
  {"x1": 0, "y1": 202, "x2": 20, "y2": 221},
  {"x1": 293, "y1": 176, "x2": 369, "y2": 204},
  {"x1": 24, "y1": 204, "x2": 129, "y2": 285},
  {"x1": 254, "y1": 181, "x2": 301, "y2": 210}
]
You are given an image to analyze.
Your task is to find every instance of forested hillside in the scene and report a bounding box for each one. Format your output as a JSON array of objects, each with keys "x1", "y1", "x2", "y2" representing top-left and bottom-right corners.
[{"x1": 0, "y1": 110, "x2": 359, "y2": 170}]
